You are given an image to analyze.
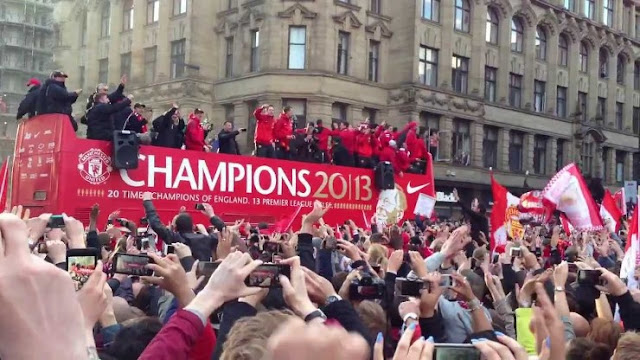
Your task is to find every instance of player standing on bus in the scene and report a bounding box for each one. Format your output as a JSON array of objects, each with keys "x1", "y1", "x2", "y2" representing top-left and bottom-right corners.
[{"x1": 253, "y1": 104, "x2": 276, "y2": 158}]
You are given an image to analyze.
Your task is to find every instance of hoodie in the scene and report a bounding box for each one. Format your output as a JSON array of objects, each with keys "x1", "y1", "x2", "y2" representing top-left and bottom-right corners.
[
  {"x1": 184, "y1": 114, "x2": 206, "y2": 151},
  {"x1": 17, "y1": 85, "x2": 41, "y2": 119}
]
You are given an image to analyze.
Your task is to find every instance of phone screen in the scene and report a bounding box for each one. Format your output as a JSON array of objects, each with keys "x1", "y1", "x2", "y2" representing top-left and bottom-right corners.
[
  {"x1": 114, "y1": 254, "x2": 154, "y2": 276},
  {"x1": 68, "y1": 254, "x2": 97, "y2": 291},
  {"x1": 434, "y1": 344, "x2": 481, "y2": 360},
  {"x1": 244, "y1": 264, "x2": 291, "y2": 288},
  {"x1": 397, "y1": 278, "x2": 424, "y2": 297},
  {"x1": 48, "y1": 215, "x2": 65, "y2": 228},
  {"x1": 439, "y1": 274, "x2": 453, "y2": 288},
  {"x1": 197, "y1": 261, "x2": 219, "y2": 278}
]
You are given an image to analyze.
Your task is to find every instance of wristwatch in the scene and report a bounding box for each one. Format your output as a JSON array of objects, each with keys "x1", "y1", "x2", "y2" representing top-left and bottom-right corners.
[
  {"x1": 325, "y1": 294, "x2": 343, "y2": 306},
  {"x1": 403, "y1": 312, "x2": 419, "y2": 323},
  {"x1": 304, "y1": 309, "x2": 327, "y2": 323},
  {"x1": 554, "y1": 286, "x2": 565, "y2": 292},
  {"x1": 467, "y1": 298, "x2": 482, "y2": 311}
]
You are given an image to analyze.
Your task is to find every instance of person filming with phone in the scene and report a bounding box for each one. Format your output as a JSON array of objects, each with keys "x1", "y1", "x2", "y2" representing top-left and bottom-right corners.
[{"x1": 217, "y1": 120, "x2": 246, "y2": 155}]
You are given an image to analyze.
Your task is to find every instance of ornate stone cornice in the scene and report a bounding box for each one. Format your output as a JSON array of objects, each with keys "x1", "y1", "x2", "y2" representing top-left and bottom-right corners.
[
  {"x1": 332, "y1": 11, "x2": 362, "y2": 29},
  {"x1": 278, "y1": 3, "x2": 317, "y2": 19}
]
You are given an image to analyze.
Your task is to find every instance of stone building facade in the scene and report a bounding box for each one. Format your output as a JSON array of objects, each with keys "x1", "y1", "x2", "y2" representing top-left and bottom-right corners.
[
  {"x1": 0, "y1": 0, "x2": 55, "y2": 160},
  {"x1": 53, "y1": 0, "x2": 640, "y2": 210}
]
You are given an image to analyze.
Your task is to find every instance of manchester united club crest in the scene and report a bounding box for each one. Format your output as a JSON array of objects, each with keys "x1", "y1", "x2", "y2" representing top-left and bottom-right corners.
[{"x1": 78, "y1": 149, "x2": 112, "y2": 185}]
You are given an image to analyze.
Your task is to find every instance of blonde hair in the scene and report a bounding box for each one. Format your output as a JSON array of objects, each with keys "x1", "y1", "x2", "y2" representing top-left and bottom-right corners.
[
  {"x1": 613, "y1": 332, "x2": 640, "y2": 360},
  {"x1": 220, "y1": 310, "x2": 295, "y2": 360},
  {"x1": 355, "y1": 300, "x2": 387, "y2": 338},
  {"x1": 367, "y1": 244, "x2": 388, "y2": 269}
]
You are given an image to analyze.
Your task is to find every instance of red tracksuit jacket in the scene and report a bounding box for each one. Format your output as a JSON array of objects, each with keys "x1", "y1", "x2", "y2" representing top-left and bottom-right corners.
[
  {"x1": 253, "y1": 106, "x2": 275, "y2": 146},
  {"x1": 273, "y1": 113, "x2": 293, "y2": 149},
  {"x1": 315, "y1": 126, "x2": 331, "y2": 152},
  {"x1": 396, "y1": 149, "x2": 411, "y2": 172},
  {"x1": 355, "y1": 132, "x2": 376, "y2": 158},
  {"x1": 331, "y1": 128, "x2": 358, "y2": 154},
  {"x1": 184, "y1": 114, "x2": 205, "y2": 151},
  {"x1": 379, "y1": 146, "x2": 397, "y2": 169}
]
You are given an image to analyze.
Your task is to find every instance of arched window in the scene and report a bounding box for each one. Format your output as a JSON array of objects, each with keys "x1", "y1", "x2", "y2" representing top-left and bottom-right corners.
[
  {"x1": 123, "y1": 0, "x2": 134, "y2": 31},
  {"x1": 581, "y1": 133, "x2": 595, "y2": 176},
  {"x1": 486, "y1": 8, "x2": 499, "y2": 44},
  {"x1": 454, "y1": 0, "x2": 471, "y2": 33},
  {"x1": 599, "y1": 48, "x2": 609, "y2": 78},
  {"x1": 558, "y1": 34, "x2": 569, "y2": 66},
  {"x1": 535, "y1": 26, "x2": 547, "y2": 60},
  {"x1": 579, "y1": 41, "x2": 589, "y2": 72},
  {"x1": 616, "y1": 54, "x2": 626, "y2": 85},
  {"x1": 511, "y1": 18, "x2": 524, "y2": 52},
  {"x1": 100, "y1": 2, "x2": 111, "y2": 37}
]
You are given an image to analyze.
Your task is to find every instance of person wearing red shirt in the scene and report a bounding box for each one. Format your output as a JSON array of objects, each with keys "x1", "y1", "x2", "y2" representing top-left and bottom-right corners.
[
  {"x1": 253, "y1": 104, "x2": 276, "y2": 158},
  {"x1": 273, "y1": 106, "x2": 295, "y2": 160},
  {"x1": 313, "y1": 119, "x2": 331, "y2": 163},
  {"x1": 379, "y1": 139, "x2": 398, "y2": 171},
  {"x1": 396, "y1": 147, "x2": 411, "y2": 173},
  {"x1": 330, "y1": 122, "x2": 357, "y2": 165},
  {"x1": 355, "y1": 126, "x2": 376, "y2": 168},
  {"x1": 184, "y1": 108, "x2": 210, "y2": 152},
  {"x1": 407, "y1": 126, "x2": 429, "y2": 174}
]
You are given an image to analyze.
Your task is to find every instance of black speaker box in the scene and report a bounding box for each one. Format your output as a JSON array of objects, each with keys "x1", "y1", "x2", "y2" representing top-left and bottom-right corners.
[
  {"x1": 374, "y1": 161, "x2": 395, "y2": 190},
  {"x1": 112, "y1": 130, "x2": 139, "y2": 169}
]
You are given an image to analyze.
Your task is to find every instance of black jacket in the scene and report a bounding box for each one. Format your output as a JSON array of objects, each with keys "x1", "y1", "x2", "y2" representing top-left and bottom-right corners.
[
  {"x1": 152, "y1": 107, "x2": 185, "y2": 148},
  {"x1": 332, "y1": 144, "x2": 354, "y2": 167},
  {"x1": 143, "y1": 200, "x2": 225, "y2": 261},
  {"x1": 16, "y1": 85, "x2": 40, "y2": 119},
  {"x1": 114, "y1": 107, "x2": 147, "y2": 133},
  {"x1": 85, "y1": 84, "x2": 125, "y2": 110},
  {"x1": 86, "y1": 99, "x2": 132, "y2": 141},
  {"x1": 36, "y1": 79, "x2": 78, "y2": 117},
  {"x1": 217, "y1": 129, "x2": 240, "y2": 155}
]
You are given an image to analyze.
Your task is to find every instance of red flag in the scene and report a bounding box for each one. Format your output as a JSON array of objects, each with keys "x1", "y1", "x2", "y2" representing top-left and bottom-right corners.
[
  {"x1": 559, "y1": 213, "x2": 573, "y2": 236},
  {"x1": 614, "y1": 188, "x2": 627, "y2": 215},
  {"x1": 490, "y1": 173, "x2": 521, "y2": 251},
  {"x1": 620, "y1": 199, "x2": 639, "y2": 289},
  {"x1": 541, "y1": 163, "x2": 603, "y2": 231},
  {"x1": 0, "y1": 157, "x2": 9, "y2": 211},
  {"x1": 273, "y1": 204, "x2": 302, "y2": 233},
  {"x1": 600, "y1": 190, "x2": 623, "y2": 233}
]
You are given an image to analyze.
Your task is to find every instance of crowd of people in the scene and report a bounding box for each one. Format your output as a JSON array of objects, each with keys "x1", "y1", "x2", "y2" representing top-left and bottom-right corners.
[
  {"x1": 1, "y1": 183, "x2": 638, "y2": 360},
  {"x1": 16, "y1": 71, "x2": 431, "y2": 174}
]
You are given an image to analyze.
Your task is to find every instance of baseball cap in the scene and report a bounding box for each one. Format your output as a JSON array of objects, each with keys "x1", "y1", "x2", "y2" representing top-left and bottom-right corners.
[
  {"x1": 50, "y1": 70, "x2": 68, "y2": 78},
  {"x1": 194, "y1": 108, "x2": 204, "y2": 114},
  {"x1": 26, "y1": 78, "x2": 41, "y2": 87},
  {"x1": 134, "y1": 103, "x2": 146, "y2": 109}
]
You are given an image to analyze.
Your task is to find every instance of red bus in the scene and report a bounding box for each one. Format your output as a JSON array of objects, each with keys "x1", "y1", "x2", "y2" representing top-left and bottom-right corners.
[{"x1": 9, "y1": 114, "x2": 435, "y2": 229}]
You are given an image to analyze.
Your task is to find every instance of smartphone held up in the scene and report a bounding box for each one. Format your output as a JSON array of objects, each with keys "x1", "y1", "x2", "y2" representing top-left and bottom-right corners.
[
  {"x1": 113, "y1": 253, "x2": 154, "y2": 276},
  {"x1": 67, "y1": 248, "x2": 99, "y2": 291}
]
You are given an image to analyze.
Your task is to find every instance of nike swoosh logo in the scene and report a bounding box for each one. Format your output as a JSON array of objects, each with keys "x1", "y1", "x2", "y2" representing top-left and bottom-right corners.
[{"x1": 407, "y1": 182, "x2": 430, "y2": 194}]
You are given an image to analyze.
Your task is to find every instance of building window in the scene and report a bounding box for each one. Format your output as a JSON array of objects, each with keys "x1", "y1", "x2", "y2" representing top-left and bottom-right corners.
[
  {"x1": 534, "y1": 80, "x2": 546, "y2": 112},
  {"x1": 602, "y1": 147, "x2": 610, "y2": 181},
  {"x1": 585, "y1": 0, "x2": 595, "y2": 19},
  {"x1": 615, "y1": 102, "x2": 624, "y2": 130},
  {"x1": 509, "y1": 131, "x2": 524, "y2": 172},
  {"x1": 533, "y1": 135, "x2": 547, "y2": 174},
  {"x1": 511, "y1": 18, "x2": 524, "y2": 52},
  {"x1": 617, "y1": 55, "x2": 626, "y2": 85},
  {"x1": 368, "y1": 40, "x2": 380, "y2": 82},
  {"x1": 597, "y1": 97, "x2": 607, "y2": 122},
  {"x1": 634, "y1": 106, "x2": 640, "y2": 134},
  {"x1": 599, "y1": 48, "x2": 609, "y2": 78},
  {"x1": 454, "y1": 0, "x2": 470, "y2": 33},
  {"x1": 579, "y1": 42, "x2": 589, "y2": 72},
  {"x1": 558, "y1": 34, "x2": 569, "y2": 67},
  {"x1": 564, "y1": 0, "x2": 576, "y2": 12},
  {"x1": 173, "y1": 0, "x2": 187, "y2": 15},
  {"x1": 636, "y1": 13, "x2": 640, "y2": 38},
  {"x1": 451, "y1": 55, "x2": 469, "y2": 94},
  {"x1": 556, "y1": 139, "x2": 565, "y2": 171},
  {"x1": 578, "y1": 92, "x2": 588, "y2": 122},
  {"x1": 337, "y1": 31, "x2": 350, "y2": 75},
  {"x1": 225, "y1": 37, "x2": 233, "y2": 77},
  {"x1": 250, "y1": 30, "x2": 260, "y2": 72},
  {"x1": 486, "y1": 8, "x2": 499, "y2": 44},
  {"x1": 282, "y1": 99, "x2": 307, "y2": 129},
  {"x1": 556, "y1": 86, "x2": 567, "y2": 118},
  {"x1": 227, "y1": 0, "x2": 237, "y2": 9},
  {"x1": 363, "y1": 108, "x2": 377, "y2": 123},
  {"x1": 100, "y1": 2, "x2": 111, "y2": 38},
  {"x1": 120, "y1": 52, "x2": 131, "y2": 78},
  {"x1": 370, "y1": 0, "x2": 381, "y2": 14},
  {"x1": 484, "y1": 66, "x2": 497, "y2": 102},
  {"x1": 535, "y1": 27, "x2": 547, "y2": 60},
  {"x1": 581, "y1": 134, "x2": 595, "y2": 176},
  {"x1": 80, "y1": 12, "x2": 87, "y2": 46},
  {"x1": 79, "y1": 66, "x2": 85, "y2": 89},
  {"x1": 144, "y1": 46, "x2": 157, "y2": 84},
  {"x1": 332, "y1": 102, "x2": 348, "y2": 123},
  {"x1": 419, "y1": 46, "x2": 438, "y2": 86},
  {"x1": 635, "y1": 61, "x2": 640, "y2": 90},
  {"x1": 122, "y1": 0, "x2": 134, "y2": 31},
  {"x1": 98, "y1": 58, "x2": 108, "y2": 84},
  {"x1": 147, "y1": 0, "x2": 159, "y2": 24},
  {"x1": 509, "y1": 73, "x2": 522, "y2": 107},
  {"x1": 288, "y1": 26, "x2": 306, "y2": 70},
  {"x1": 422, "y1": 0, "x2": 440, "y2": 22},
  {"x1": 170, "y1": 39, "x2": 186, "y2": 79},
  {"x1": 483, "y1": 126, "x2": 498, "y2": 168},
  {"x1": 452, "y1": 119, "x2": 471, "y2": 166},
  {"x1": 616, "y1": 151, "x2": 625, "y2": 183},
  {"x1": 603, "y1": 0, "x2": 613, "y2": 27}
]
